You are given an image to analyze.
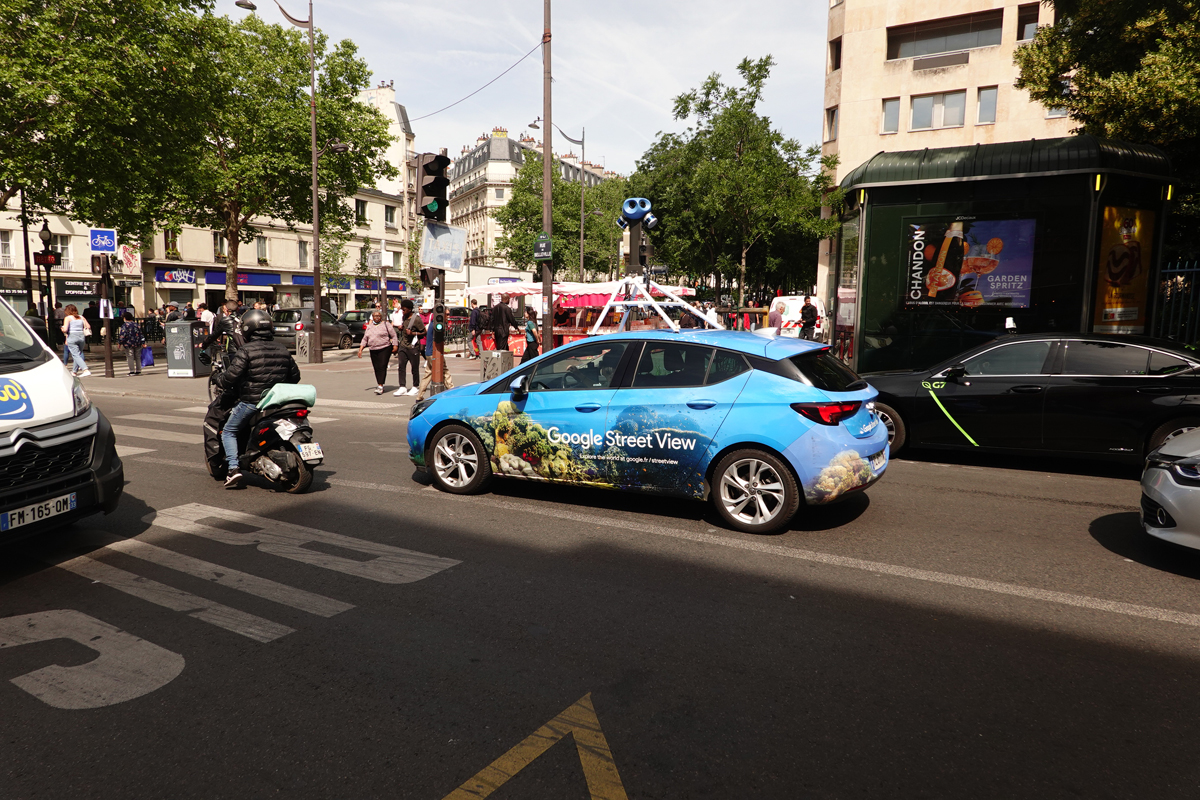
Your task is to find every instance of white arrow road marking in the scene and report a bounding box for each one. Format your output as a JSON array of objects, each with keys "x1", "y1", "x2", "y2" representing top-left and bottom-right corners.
[
  {"x1": 57, "y1": 556, "x2": 294, "y2": 642},
  {"x1": 0, "y1": 610, "x2": 184, "y2": 710},
  {"x1": 111, "y1": 425, "x2": 203, "y2": 445},
  {"x1": 144, "y1": 504, "x2": 460, "y2": 584}
]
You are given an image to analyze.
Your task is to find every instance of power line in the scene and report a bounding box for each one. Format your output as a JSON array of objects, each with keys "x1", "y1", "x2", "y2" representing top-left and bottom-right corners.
[{"x1": 409, "y1": 40, "x2": 542, "y2": 123}]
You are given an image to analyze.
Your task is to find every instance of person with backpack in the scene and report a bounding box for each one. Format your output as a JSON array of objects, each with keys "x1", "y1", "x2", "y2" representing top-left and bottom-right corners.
[{"x1": 116, "y1": 311, "x2": 146, "y2": 376}]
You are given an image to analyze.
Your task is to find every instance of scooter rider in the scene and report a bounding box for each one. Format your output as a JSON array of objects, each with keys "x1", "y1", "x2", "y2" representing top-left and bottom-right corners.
[{"x1": 214, "y1": 308, "x2": 301, "y2": 489}]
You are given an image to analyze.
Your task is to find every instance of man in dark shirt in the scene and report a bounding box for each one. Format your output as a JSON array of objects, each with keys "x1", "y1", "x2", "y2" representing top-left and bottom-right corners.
[
  {"x1": 491, "y1": 297, "x2": 520, "y2": 352},
  {"x1": 799, "y1": 296, "x2": 818, "y2": 340},
  {"x1": 467, "y1": 299, "x2": 482, "y2": 360}
]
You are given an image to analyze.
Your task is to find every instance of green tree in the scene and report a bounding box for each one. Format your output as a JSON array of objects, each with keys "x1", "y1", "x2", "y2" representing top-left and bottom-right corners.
[
  {"x1": 493, "y1": 151, "x2": 580, "y2": 279},
  {"x1": 639, "y1": 56, "x2": 840, "y2": 305},
  {"x1": 0, "y1": 0, "x2": 214, "y2": 241},
  {"x1": 1014, "y1": 1, "x2": 1200, "y2": 253},
  {"x1": 172, "y1": 14, "x2": 396, "y2": 300}
]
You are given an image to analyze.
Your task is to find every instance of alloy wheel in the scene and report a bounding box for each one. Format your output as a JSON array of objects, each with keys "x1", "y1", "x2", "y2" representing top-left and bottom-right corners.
[
  {"x1": 877, "y1": 410, "x2": 896, "y2": 444},
  {"x1": 433, "y1": 432, "x2": 479, "y2": 489},
  {"x1": 719, "y1": 457, "x2": 786, "y2": 527}
]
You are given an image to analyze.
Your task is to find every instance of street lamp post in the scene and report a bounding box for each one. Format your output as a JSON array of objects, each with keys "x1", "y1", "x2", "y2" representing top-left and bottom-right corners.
[
  {"x1": 540, "y1": 0, "x2": 553, "y2": 350},
  {"x1": 529, "y1": 118, "x2": 585, "y2": 282},
  {"x1": 38, "y1": 221, "x2": 53, "y2": 353}
]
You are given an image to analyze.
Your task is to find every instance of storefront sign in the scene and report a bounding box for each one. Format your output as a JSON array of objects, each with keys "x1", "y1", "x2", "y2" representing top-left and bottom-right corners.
[
  {"x1": 203, "y1": 270, "x2": 281, "y2": 286},
  {"x1": 488, "y1": 277, "x2": 521, "y2": 285},
  {"x1": 1092, "y1": 206, "x2": 1153, "y2": 334},
  {"x1": 354, "y1": 278, "x2": 408, "y2": 292},
  {"x1": 903, "y1": 218, "x2": 1035, "y2": 309},
  {"x1": 155, "y1": 268, "x2": 195, "y2": 284},
  {"x1": 54, "y1": 280, "x2": 98, "y2": 300}
]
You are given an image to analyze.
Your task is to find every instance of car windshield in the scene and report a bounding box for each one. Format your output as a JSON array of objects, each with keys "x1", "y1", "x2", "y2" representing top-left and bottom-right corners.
[
  {"x1": 0, "y1": 301, "x2": 48, "y2": 363},
  {"x1": 789, "y1": 350, "x2": 865, "y2": 392}
]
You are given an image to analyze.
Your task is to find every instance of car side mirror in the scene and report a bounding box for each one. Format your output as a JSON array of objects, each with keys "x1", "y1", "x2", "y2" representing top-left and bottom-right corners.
[
  {"x1": 944, "y1": 364, "x2": 966, "y2": 379},
  {"x1": 510, "y1": 374, "x2": 529, "y2": 396}
]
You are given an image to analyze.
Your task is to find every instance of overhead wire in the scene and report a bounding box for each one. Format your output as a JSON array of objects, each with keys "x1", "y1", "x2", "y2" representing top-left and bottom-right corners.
[{"x1": 409, "y1": 40, "x2": 543, "y2": 123}]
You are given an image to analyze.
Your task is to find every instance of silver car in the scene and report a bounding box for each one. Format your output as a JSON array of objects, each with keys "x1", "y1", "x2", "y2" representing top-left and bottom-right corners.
[{"x1": 1142, "y1": 426, "x2": 1200, "y2": 550}]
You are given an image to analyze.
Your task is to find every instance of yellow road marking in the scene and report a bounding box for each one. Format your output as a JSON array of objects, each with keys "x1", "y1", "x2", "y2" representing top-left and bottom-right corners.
[{"x1": 442, "y1": 693, "x2": 628, "y2": 800}]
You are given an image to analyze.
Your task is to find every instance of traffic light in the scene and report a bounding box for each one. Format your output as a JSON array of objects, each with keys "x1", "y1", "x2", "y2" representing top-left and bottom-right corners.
[
  {"x1": 416, "y1": 152, "x2": 451, "y2": 222},
  {"x1": 420, "y1": 267, "x2": 441, "y2": 289},
  {"x1": 432, "y1": 303, "x2": 446, "y2": 343}
]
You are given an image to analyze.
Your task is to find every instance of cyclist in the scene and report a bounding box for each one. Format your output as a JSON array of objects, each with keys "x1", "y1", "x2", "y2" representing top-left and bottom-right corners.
[{"x1": 202, "y1": 299, "x2": 244, "y2": 360}]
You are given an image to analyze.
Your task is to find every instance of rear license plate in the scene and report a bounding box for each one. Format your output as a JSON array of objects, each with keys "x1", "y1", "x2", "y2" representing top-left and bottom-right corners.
[
  {"x1": 870, "y1": 450, "x2": 887, "y2": 471},
  {"x1": 1, "y1": 492, "x2": 76, "y2": 532},
  {"x1": 274, "y1": 326, "x2": 288, "y2": 333},
  {"x1": 297, "y1": 443, "x2": 323, "y2": 462}
]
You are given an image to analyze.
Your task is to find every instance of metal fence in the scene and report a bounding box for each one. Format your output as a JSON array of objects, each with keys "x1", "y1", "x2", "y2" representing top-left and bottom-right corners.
[{"x1": 1152, "y1": 261, "x2": 1200, "y2": 345}]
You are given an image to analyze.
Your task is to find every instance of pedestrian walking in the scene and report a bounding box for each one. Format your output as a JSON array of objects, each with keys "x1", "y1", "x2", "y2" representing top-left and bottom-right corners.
[
  {"x1": 83, "y1": 301, "x2": 101, "y2": 344},
  {"x1": 394, "y1": 299, "x2": 424, "y2": 396},
  {"x1": 164, "y1": 302, "x2": 182, "y2": 322},
  {"x1": 467, "y1": 299, "x2": 482, "y2": 359},
  {"x1": 357, "y1": 310, "x2": 398, "y2": 395},
  {"x1": 767, "y1": 300, "x2": 784, "y2": 336},
  {"x1": 521, "y1": 307, "x2": 541, "y2": 363},
  {"x1": 799, "y1": 296, "x2": 818, "y2": 340},
  {"x1": 491, "y1": 295, "x2": 519, "y2": 351},
  {"x1": 117, "y1": 311, "x2": 145, "y2": 376},
  {"x1": 61, "y1": 304, "x2": 91, "y2": 376},
  {"x1": 184, "y1": 302, "x2": 197, "y2": 321}
]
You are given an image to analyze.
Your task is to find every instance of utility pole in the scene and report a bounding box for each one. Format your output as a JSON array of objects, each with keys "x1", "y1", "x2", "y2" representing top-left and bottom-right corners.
[
  {"x1": 540, "y1": 0, "x2": 554, "y2": 351},
  {"x1": 98, "y1": 255, "x2": 115, "y2": 378}
]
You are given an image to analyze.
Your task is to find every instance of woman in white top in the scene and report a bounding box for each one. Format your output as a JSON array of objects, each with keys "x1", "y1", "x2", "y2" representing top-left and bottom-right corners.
[{"x1": 61, "y1": 304, "x2": 91, "y2": 376}]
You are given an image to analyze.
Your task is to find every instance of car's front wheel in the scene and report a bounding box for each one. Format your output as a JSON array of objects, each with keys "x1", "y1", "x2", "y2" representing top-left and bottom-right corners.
[
  {"x1": 428, "y1": 424, "x2": 493, "y2": 495},
  {"x1": 873, "y1": 402, "x2": 906, "y2": 453},
  {"x1": 711, "y1": 449, "x2": 800, "y2": 534}
]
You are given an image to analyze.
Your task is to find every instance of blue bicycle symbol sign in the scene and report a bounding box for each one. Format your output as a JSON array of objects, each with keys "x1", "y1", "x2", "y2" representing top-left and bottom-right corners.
[{"x1": 89, "y1": 229, "x2": 117, "y2": 253}]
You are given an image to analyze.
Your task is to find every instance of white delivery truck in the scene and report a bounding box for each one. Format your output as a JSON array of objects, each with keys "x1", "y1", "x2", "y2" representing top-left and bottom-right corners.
[
  {"x1": 771, "y1": 295, "x2": 828, "y2": 341},
  {"x1": 0, "y1": 298, "x2": 123, "y2": 542}
]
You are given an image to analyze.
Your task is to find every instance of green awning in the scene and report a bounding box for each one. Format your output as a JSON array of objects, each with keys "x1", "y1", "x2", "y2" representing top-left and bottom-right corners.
[{"x1": 840, "y1": 134, "x2": 1171, "y2": 191}]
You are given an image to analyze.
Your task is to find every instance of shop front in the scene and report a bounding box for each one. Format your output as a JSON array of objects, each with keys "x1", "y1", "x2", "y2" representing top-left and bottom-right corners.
[
  {"x1": 151, "y1": 267, "x2": 197, "y2": 310},
  {"x1": 831, "y1": 135, "x2": 1173, "y2": 374},
  {"x1": 203, "y1": 269, "x2": 281, "y2": 309}
]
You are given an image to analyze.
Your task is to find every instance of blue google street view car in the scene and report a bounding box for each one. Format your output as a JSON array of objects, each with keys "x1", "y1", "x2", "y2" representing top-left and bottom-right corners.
[{"x1": 408, "y1": 330, "x2": 889, "y2": 533}]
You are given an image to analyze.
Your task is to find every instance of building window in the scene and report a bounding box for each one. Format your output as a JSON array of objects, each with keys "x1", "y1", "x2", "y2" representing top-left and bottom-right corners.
[
  {"x1": 164, "y1": 230, "x2": 179, "y2": 258},
  {"x1": 213, "y1": 232, "x2": 227, "y2": 261},
  {"x1": 392, "y1": 251, "x2": 402, "y2": 269},
  {"x1": 355, "y1": 199, "x2": 368, "y2": 224},
  {"x1": 256, "y1": 235, "x2": 268, "y2": 263},
  {"x1": 384, "y1": 205, "x2": 396, "y2": 225},
  {"x1": 829, "y1": 38, "x2": 842, "y2": 72},
  {"x1": 911, "y1": 90, "x2": 966, "y2": 130},
  {"x1": 298, "y1": 240, "x2": 309, "y2": 269},
  {"x1": 1046, "y1": 106, "x2": 1069, "y2": 119},
  {"x1": 495, "y1": 188, "x2": 505, "y2": 200},
  {"x1": 887, "y1": 10, "x2": 1002, "y2": 59},
  {"x1": 825, "y1": 107, "x2": 839, "y2": 142},
  {"x1": 1017, "y1": 4, "x2": 1040, "y2": 41},
  {"x1": 0, "y1": 231, "x2": 10, "y2": 268},
  {"x1": 881, "y1": 98, "x2": 900, "y2": 133},
  {"x1": 977, "y1": 86, "x2": 998, "y2": 124}
]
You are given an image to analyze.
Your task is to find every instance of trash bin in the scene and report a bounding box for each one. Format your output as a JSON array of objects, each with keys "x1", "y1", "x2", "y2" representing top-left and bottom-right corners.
[
  {"x1": 165, "y1": 321, "x2": 211, "y2": 378},
  {"x1": 481, "y1": 349, "x2": 513, "y2": 383},
  {"x1": 295, "y1": 331, "x2": 317, "y2": 363}
]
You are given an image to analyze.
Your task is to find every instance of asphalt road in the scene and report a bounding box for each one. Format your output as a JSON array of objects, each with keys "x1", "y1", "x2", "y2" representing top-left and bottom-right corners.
[{"x1": 3, "y1": 393, "x2": 1200, "y2": 798}]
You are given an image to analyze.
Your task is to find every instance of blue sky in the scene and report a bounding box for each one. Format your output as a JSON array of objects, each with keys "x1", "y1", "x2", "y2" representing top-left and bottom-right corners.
[{"x1": 211, "y1": 0, "x2": 829, "y2": 175}]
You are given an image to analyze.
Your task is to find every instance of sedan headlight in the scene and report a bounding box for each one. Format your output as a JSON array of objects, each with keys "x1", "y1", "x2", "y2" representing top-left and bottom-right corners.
[
  {"x1": 410, "y1": 397, "x2": 436, "y2": 420},
  {"x1": 72, "y1": 380, "x2": 91, "y2": 416},
  {"x1": 1145, "y1": 449, "x2": 1200, "y2": 485}
]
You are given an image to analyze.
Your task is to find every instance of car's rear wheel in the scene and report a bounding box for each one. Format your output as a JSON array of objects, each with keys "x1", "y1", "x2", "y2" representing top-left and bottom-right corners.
[
  {"x1": 874, "y1": 402, "x2": 907, "y2": 453},
  {"x1": 429, "y1": 424, "x2": 492, "y2": 495},
  {"x1": 339, "y1": 334, "x2": 353, "y2": 350},
  {"x1": 712, "y1": 449, "x2": 800, "y2": 534},
  {"x1": 1148, "y1": 417, "x2": 1200, "y2": 453}
]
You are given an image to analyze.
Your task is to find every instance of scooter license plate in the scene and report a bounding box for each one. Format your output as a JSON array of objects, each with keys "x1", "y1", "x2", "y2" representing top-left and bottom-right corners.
[{"x1": 297, "y1": 442, "x2": 323, "y2": 462}]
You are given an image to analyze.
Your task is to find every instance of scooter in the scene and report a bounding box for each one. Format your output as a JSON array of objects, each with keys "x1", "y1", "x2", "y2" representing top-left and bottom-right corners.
[{"x1": 199, "y1": 353, "x2": 322, "y2": 493}]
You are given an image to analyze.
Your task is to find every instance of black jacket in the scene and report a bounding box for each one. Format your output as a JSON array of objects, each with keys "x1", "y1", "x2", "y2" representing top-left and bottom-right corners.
[
  {"x1": 491, "y1": 302, "x2": 518, "y2": 336},
  {"x1": 800, "y1": 304, "x2": 818, "y2": 327},
  {"x1": 215, "y1": 337, "x2": 301, "y2": 404},
  {"x1": 202, "y1": 311, "x2": 241, "y2": 350}
]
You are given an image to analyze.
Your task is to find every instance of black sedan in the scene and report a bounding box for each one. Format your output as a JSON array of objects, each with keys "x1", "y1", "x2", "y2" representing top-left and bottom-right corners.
[{"x1": 865, "y1": 334, "x2": 1200, "y2": 463}]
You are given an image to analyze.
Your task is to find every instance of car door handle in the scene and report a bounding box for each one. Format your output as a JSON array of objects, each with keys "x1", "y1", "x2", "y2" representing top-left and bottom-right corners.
[
  {"x1": 1009, "y1": 385, "x2": 1043, "y2": 394},
  {"x1": 574, "y1": 402, "x2": 603, "y2": 413},
  {"x1": 1137, "y1": 386, "x2": 1173, "y2": 394},
  {"x1": 687, "y1": 399, "x2": 717, "y2": 409}
]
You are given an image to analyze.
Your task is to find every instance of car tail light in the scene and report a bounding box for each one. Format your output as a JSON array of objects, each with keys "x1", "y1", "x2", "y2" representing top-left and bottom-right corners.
[
  {"x1": 294, "y1": 322, "x2": 304, "y2": 331},
  {"x1": 791, "y1": 401, "x2": 861, "y2": 426}
]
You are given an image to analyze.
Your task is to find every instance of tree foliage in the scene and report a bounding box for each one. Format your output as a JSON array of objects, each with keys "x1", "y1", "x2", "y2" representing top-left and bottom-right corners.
[
  {"x1": 0, "y1": 0, "x2": 214, "y2": 241},
  {"x1": 172, "y1": 14, "x2": 395, "y2": 300},
  {"x1": 1014, "y1": 1, "x2": 1200, "y2": 254},
  {"x1": 637, "y1": 56, "x2": 840, "y2": 305}
]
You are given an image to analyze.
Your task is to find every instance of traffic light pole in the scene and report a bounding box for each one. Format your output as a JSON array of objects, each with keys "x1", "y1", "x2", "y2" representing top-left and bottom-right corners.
[{"x1": 429, "y1": 269, "x2": 446, "y2": 396}]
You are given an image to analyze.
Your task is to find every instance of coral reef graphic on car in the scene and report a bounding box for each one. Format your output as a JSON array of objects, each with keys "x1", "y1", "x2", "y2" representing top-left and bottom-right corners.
[{"x1": 808, "y1": 450, "x2": 875, "y2": 503}]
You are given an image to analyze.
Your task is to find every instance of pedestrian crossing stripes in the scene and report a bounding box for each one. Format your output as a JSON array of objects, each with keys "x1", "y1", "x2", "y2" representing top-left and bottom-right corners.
[{"x1": 111, "y1": 406, "x2": 338, "y2": 458}]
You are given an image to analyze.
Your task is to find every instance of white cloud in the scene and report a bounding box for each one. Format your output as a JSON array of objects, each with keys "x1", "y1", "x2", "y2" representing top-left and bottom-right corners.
[{"x1": 211, "y1": 0, "x2": 827, "y2": 174}]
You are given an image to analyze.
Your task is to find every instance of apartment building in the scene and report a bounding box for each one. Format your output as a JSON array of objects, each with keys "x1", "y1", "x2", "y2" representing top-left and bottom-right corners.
[
  {"x1": 816, "y1": 0, "x2": 1073, "y2": 299},
  {"x1": 447, "y1": 127, "x2": 609, "y2": 290}
]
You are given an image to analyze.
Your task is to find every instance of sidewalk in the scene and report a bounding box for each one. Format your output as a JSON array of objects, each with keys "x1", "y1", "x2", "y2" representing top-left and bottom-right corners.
[{"x1": 75, "y1": 345, "x2": 489, "y2": 416}]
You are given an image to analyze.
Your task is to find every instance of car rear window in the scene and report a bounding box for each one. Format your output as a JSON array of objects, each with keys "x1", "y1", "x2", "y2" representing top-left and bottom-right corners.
[
  {"x1": 789, "y1": 350, "x2": 865, "y2": 392},
  {"x1": 273, "y1": 310, "x2": 300, "y2": 324},
  {"x1": 345, "y1": 311, "x2": 370, "y2": 321}
]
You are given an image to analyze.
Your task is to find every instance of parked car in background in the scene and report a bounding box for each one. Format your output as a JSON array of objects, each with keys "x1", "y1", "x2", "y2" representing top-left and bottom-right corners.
[
  {"x1": 1142, "y1": 426, "x2": 1200, "y2": 551},
  {"x1": 865, "y1": 333, "x2": 1200, "y2": 463},
  {"x1": 338, "y1": 310, "x2": 374, "y2": 344},
  {"x1": 271, "y1": 308, "x2": 353, "y2": 351}
]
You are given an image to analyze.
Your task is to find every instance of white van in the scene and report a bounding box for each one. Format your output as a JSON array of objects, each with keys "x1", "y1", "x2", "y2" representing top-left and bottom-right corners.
[
  {"x1": 0, "y1": 298, "x2": 123, "y2": 543},
  {"x1": 770, "y1": 295, "x2": 827, "y2": 341}
]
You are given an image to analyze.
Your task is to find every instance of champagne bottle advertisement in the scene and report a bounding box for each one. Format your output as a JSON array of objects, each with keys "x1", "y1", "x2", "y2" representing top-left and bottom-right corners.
[
  {"x1": 1091, "y1": 206, "x2": 1154, "y2": 334},
  {"x1": 903, "y1": 218, "x2": 1036, "y2": 309}
]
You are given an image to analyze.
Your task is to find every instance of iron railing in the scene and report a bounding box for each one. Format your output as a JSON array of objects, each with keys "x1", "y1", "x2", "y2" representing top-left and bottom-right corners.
[{"x1": 1152, "y1": 261, "x2": 1200, "y2": 345}]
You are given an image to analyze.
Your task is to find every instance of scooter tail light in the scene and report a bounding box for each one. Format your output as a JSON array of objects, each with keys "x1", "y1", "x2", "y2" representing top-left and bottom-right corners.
[
  {"x1": 791, "y1": 401, "x2": 862, "y2": 426},
  {"x1": 295, "y1": 409, "x2": 309, "y2": 417}
]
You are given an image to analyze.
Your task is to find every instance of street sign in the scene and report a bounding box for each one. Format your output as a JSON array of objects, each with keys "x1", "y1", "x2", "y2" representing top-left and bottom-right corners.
[
  {"x1": 534, "y1": 232, "x2": 552, "y2": 262},
  {"x1": 366, "y1": 251, "x2": 382, "y2": 269},
  {"x1": 419, "y1": 221, "x2": 466, "y2": 273},
  {"x1": 89, "y1": 229, "x2": 117, "y2": 253}
]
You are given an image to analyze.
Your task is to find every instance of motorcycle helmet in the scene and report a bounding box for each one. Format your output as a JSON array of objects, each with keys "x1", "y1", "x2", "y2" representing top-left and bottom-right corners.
[{"x1": 240, "y1": 308, "x2": 273, "y2": 339}]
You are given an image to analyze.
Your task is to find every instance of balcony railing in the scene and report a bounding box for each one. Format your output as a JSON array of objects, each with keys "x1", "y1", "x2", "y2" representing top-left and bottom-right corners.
[{"x1": 0, "y1": 256, "x2": 11, "y2": 269}]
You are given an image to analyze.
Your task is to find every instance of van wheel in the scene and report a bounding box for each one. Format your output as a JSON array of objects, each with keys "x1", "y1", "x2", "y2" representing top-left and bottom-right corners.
[
  {"x1": 1148, "y1": 418, "x2": 1200, "y2": 453},
  {"x1": 874, "y1": 402, "x2": 906, "y2": 453},
  {"x1": 429, "y1": 424, "x2": 492, "y2": 495},
  {"x1": 711, "y1": 449, "x2": 800, "y2": 534}
]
